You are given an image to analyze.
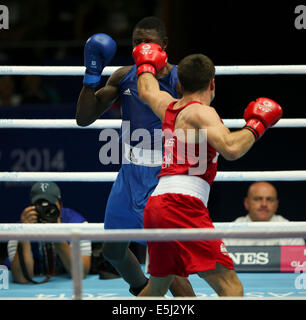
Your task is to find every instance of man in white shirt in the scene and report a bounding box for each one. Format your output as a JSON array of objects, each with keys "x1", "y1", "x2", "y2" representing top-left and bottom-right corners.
[{"x1": 223, "y1": 181, "x2": 305, "y2": 246}]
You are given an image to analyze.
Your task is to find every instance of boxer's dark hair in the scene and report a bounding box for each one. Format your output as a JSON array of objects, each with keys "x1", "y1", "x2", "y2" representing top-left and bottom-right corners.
[
  {"x1": 178, "y1": 54, "x2": 215, "y2": 93},
  {"x1": 134, "y1": 16, "x2": 167, "y2": 39}
]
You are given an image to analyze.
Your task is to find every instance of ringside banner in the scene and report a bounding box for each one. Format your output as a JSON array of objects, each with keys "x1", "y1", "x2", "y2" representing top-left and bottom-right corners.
[
  {"x1": 227, "y1": 246, "x2": 281, "y2": 272},
  {"x1": 280, "y1": 245, "x2": 306, "y2": 273}
]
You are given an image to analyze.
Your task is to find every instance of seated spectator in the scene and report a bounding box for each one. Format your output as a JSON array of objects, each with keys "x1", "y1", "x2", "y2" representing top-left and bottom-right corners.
[
  {"x1": 0, "y1": 75, "x2": 21, "y2": 106},
  {"x1": 21, "y1": 75, "x2": 60, "y2": 104},
  {"x1": 4, "y1": 182, "x2": 91, "y2": 284},
  {"x1": 21, "y1": 75, "x2": 48, "y2": 104},
  {"x1": 223, "y1": 181, "x2": 305, "y2": 246}
]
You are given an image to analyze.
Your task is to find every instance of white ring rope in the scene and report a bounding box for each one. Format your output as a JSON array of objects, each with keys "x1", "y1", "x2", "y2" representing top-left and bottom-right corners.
[
  {"x1": 2, "y1": 65, "x2": 306, "y2": 76},
  {"x1": 0, "y1": 171, "x2": 305, "y2": 182},
  {"x1": 0, "y1": 222, "x2": 305, "y2": 242},
  {"x1": 1, "y1": 119, "x2": 306, "y2": 129}
]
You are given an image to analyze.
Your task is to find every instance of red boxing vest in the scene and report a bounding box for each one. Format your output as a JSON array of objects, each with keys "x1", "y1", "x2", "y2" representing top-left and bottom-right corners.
[{"x1": 158, "y1": 100, "x2": 218, "y2": 186}]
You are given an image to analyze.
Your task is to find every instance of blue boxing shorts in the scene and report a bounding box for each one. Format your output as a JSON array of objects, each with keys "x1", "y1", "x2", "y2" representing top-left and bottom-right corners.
[{"x1": 104, "y1": 160, "x2": 161, "y2": 237}]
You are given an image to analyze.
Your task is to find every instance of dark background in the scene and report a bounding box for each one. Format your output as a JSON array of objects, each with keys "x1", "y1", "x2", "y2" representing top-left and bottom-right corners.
[{"x1": 0, "y1": 0, "x2": 305, "y2": 232}]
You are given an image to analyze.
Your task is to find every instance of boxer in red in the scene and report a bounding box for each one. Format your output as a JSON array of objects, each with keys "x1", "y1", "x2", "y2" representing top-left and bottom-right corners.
[{"x1": 132, "y1": 44, "x2": 283, "y2": 296}]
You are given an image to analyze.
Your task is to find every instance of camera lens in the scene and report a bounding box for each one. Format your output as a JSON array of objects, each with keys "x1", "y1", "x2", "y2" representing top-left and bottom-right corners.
[{"x1": 35, "y1": 200, "x2": 60, "y2": 223}]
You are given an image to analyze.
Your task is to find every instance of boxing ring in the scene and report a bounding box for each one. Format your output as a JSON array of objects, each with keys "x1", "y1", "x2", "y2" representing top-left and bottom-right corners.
[{"x1": 1, "y1": 64, "x2": 306, "y2": 301}]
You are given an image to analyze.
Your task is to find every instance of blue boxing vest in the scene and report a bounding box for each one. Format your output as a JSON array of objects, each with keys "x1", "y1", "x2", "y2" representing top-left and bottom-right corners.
[
  {"x1": 103, "y1": 64, "x2": 179, "y2": 232},
  {"x1": 118, "y1": 64, "x2": 178, "y2": 149}
]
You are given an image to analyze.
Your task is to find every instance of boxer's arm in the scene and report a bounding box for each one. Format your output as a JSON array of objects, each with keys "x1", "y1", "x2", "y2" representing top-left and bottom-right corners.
[
  {"x1": 187, "y1": 105, "x2": 255, "y2": 161},
  {"x1": 204, "y1": 97, "x2": 282, "y2": 159},
  {"x1": 137, "y1": 72, "x2": 176, "y2": 121},
  {"x1": 76, "y1": 66, "x2": 130, "y2": 126},
  {"x1": 207, "y1": 120, "x2": 255, "y2": 160}
]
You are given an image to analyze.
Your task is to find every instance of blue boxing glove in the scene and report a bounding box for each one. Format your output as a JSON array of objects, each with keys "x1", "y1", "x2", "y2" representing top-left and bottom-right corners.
[{"x1": 83, "y1": 33, "x2": 117, "y2": 88}]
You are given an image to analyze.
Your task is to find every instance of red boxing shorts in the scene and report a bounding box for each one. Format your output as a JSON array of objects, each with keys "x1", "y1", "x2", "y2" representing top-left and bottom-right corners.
[{"x1": 144, "y1": 193, "x2": 234, "y2": 277}]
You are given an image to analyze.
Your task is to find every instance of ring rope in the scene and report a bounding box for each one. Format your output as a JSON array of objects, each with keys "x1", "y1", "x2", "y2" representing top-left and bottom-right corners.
[
  {"x1": 2, "y1": 65, "x2": 306, "y2": 76},
  {"x1": 1, "y1": 119, "x2": 306, "y2": 129},
  {"x1": 0, "y1": 221, "x2": 304, "y2": 231},
  {"x1": 0, "y1": 171, "x2": 305, "y2": 182},
  {"x1": 0, "y1": 222, "x2": 306, "y2": 242}
]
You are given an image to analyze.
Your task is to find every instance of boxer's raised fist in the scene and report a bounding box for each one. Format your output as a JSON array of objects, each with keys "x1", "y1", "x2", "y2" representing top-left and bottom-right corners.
[
  {"x1": 83, "y1": 33, "x2": 117, "y2": 88},
  {"x1": 132, "y1": 43, "x2": 168, "y2": 77},
  {"x1": 243, "y1": 97, "x2": 283, "y2": 140}
]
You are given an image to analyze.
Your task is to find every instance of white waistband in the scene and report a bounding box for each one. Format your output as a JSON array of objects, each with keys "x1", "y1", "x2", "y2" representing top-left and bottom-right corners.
[
  {"x1": 151, "y1": 175, "x2": 210, "y2": 207},
  {"x1": 123, "y1": 144, "x2": 162, "y2": 167}
]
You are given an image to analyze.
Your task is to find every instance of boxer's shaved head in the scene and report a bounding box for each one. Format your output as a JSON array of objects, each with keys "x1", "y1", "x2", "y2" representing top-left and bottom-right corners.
[
  {"x1": 133, "y1": 16, "x2": 167, "y2": 40},
  {"x1": 132, "y1": 16, "x2": 168, "y2": 50}
]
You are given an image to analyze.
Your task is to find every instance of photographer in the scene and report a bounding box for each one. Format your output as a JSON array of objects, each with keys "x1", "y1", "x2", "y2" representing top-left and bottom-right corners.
[{"x1": 6, "y1": 182, "x2": 92, "y2": 284}]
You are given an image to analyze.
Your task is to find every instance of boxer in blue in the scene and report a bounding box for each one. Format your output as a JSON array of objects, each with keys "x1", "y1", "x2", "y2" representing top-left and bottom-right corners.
[{"x1": 76, "y1": 17, "x2": 195, "y2": 296}]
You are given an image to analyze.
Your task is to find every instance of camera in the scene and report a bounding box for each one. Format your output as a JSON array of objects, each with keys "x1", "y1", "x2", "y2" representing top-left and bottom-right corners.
[{"x1": 35, "y1": 200, "x2": 60, "y2": 223}]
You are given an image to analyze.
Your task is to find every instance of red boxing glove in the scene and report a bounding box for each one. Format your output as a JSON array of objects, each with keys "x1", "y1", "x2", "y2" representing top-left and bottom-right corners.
[
  {"x1": 132, "y1": 43, "x2": 168, "y2": 77},
  {"x1": 243, "y1": 97, "x2": 283, "y2": 140}
]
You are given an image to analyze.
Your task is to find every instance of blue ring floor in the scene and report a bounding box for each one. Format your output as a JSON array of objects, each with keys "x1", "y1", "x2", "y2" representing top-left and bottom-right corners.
[{"x1": 1, "y1": 270, "x2": 306, "y2": 299}]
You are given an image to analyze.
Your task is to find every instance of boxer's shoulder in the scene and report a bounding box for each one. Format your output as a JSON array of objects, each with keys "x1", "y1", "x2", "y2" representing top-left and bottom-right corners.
[
  {"x1": 107, "y1": 65, "x2": 133, "y2": 86},
  {"x1": 179, "y1": 102, "x2": 217, "y2": 126}
]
